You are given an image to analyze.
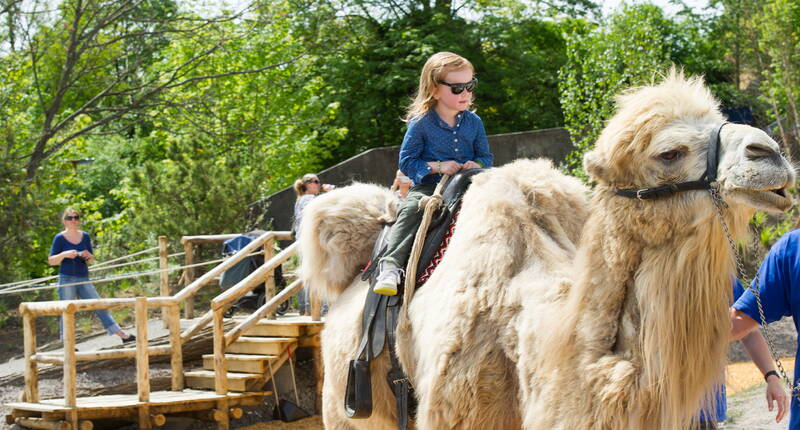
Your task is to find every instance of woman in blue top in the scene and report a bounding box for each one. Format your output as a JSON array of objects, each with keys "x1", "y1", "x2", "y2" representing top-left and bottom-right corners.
[
  {"x1": 49, "y1": 208, "x2": 134, "y2": 344},
  {"x1": 373, "y1": 51, "x2": 493, "y2": 295}
]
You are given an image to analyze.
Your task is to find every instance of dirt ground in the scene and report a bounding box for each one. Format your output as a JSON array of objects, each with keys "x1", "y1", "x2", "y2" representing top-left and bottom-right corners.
[
  {"x1": 241, "y1": 416, "x2": 322, "y2": 430},
  {"x1": 1, "y1": 318, "x2": 797, "y2": 429}
]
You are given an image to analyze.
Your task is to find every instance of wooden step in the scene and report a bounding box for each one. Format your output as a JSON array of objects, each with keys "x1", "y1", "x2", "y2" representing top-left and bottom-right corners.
[
  {"x1": 184, "y1": 369, "x2": 262, "y2": 392},
  {"x1": 244, "y1": 322, "x2": 302, "y2": 337},
  {"x1": 202, "y1": 354, "x2": 277, "y2": 374},
  {"x1": 227, "y1": 337, "x2": 295, "y2": 355}
]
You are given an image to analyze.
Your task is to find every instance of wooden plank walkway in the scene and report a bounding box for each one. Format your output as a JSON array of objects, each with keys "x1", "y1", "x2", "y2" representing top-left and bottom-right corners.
[{"x1": 6, "y1": 316, "x2": 324, "y2": 429}]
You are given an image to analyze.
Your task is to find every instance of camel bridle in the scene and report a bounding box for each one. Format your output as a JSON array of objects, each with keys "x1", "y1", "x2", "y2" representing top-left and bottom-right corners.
[
  {"x1": 615, "y1": 122, "x2": 727, "y2": 200},
  {"x1": 616, "y1": 121, "x2": 799, "y2": 397}
]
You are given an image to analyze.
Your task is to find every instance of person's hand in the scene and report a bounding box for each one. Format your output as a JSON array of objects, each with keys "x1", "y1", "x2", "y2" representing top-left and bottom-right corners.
[
  {"x1": 462, "y1": 160, "x2": 481, "y2": 171},
  {"x1": 766, "y1": 373, "x2": 788, "y2": 423},
  {"x1": 439, "y1": 161, "x2": 462, "y2": 175},
  {"x1": 81, "y1": 250, "x2": 94, "y2": 262},
  {"x1": 322, "y1": 184, "x2": 336, "y2": 192},
  {"x1": 63, "y1": 249, "x2": 79, "y2": 259}
]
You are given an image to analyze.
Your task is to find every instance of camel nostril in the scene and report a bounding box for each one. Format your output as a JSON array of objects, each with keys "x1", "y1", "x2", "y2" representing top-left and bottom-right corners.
[{"x1": 745, "y1": 142, "x2": 777, "y2": 160}]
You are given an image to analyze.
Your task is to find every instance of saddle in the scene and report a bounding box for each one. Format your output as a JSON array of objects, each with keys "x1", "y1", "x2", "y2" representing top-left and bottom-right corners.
[{"x1": 344, "y1": 169, "x2": 485, "y2": 429}]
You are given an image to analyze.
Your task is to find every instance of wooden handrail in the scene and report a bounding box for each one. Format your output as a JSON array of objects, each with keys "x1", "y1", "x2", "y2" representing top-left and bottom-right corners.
[
  {"x1": 180, "y1": 234, "x2": 240, "y2": 245},
  {"x1": 20, "y1": 297, "x2": 174, "y2": 316},
  {"x1": 225, "y1": 279, "x2": 304, "y2": 346},
  {"x1": 173, "y1": 232, "x2": 276, "y2": 303},
  {"x1": 17, "y1": 229, "x2": 300, "y2": 414},
  {"x1": 180, "y1": 309, "x2": 214, "y2": 343},
  {"x1": 181, "y1": 241, "x2": 298, "y2": 341},
  {"x1": 180, "y1": 231, "x2": 293, "y2": 245},
  {"x1": 212, "y1": 242, "x2": 298, "y2": 311},
  {"x1": 32, "y1": 346, "x2": 171, "y2": 364}
]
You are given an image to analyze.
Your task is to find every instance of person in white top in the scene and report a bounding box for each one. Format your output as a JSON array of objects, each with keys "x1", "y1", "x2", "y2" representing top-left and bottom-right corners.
[{"x1": 292, "y1": 174, "x2": 334, "y2": 315}]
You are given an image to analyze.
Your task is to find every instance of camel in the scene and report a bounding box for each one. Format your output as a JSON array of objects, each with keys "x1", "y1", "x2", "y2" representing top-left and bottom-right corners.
[{"x1": 299, "y1": 70, "x2": 796, "y2": 429}]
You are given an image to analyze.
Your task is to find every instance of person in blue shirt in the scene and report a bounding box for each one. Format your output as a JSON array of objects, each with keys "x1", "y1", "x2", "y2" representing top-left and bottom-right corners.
[
  {"x1": 731, "y1": 230, "x2": 800, "y2": 427},
  {"x1": 48, "y1": 208, "x2": 134, "y2": 344},
  {"x1": 697, "y1": 280, "x2": 788, "y2": 428},
  {"x1": 373, "y1": 51, "x2": 493, "y2": 296}
]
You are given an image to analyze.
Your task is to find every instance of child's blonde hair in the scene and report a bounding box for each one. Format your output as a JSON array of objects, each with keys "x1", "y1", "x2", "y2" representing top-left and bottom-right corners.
[{"x1": 404, "y1": 52, "x2": 474, "y2": 122}]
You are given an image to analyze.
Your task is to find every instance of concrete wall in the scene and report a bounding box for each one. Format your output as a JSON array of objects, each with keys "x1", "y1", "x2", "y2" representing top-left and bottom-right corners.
[{"x1": 250, "y1": 127, "x2": 573, "y2": 231}]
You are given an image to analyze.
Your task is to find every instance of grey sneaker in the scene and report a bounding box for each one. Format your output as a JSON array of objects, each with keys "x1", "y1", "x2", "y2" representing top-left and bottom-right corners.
[{"x1": 373, "y1": 265, "x2": 403, "y2": 296}]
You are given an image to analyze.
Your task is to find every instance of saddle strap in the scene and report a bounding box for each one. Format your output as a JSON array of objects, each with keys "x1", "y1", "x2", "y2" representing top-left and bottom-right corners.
[
  {"x1": 386, "y1": 294, "x2": 410, "y2": 430},
  {"x1": 344, "y1": 291, "x2": 388, "y2": 419}
]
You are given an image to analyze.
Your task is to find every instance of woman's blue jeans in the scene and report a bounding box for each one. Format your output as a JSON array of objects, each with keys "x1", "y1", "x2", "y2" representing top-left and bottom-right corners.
[{"x1": 58, "y1": 274, "x2": 121, "y2": 338}]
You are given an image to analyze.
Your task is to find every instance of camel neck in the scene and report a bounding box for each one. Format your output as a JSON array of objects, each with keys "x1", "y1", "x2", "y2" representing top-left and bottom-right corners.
[{"x1": 566, "y1": 190, "x2": 745, "y2": 429}]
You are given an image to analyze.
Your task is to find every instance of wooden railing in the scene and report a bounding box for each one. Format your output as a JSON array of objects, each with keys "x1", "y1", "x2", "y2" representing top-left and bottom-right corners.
[
  {"x1": 17, "y1": 229, "x2": 319, "y2": 417},
  {"x1": 19, "y1": 296, "x2": 181, "y2": 413}
]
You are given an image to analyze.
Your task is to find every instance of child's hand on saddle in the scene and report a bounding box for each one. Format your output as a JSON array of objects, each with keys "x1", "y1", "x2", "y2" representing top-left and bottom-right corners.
[
  {"x1": 462, "y1": 160, "x2": 481, "y2": 171},
  {"x1": 440, "y1": 161, "x2": 462, "y2": 175}
]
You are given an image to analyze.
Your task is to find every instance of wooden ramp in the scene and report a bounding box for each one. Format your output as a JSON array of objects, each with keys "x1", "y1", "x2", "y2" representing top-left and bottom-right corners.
[
  {"x1": 7, "y1": 232, "x2": 324, "y2": 430},
  {"x1": 6, "y1": 316, "x2": 323, "y2": 430}
]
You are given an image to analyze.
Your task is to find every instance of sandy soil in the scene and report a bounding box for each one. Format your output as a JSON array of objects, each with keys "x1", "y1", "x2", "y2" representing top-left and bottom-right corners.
[{"x1": 1, "y1": 317, "x2": 797, "y2": 429}]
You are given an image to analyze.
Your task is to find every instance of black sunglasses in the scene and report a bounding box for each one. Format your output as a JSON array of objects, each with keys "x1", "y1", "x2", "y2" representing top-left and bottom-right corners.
[
  {"x1": 305, "y1": 179, "x2": 320, "y2": 184},
  {"x1": 64, "y1": 215, "x2": 80, "y2": 221},
  {"x1": 438, "y1": 77, "x2": 477, "y2": 95}
]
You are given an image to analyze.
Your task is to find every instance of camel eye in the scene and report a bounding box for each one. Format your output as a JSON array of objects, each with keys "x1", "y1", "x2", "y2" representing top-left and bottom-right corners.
[{"x1": 657, "y1": 150, "x2": 681, "y2": 162}]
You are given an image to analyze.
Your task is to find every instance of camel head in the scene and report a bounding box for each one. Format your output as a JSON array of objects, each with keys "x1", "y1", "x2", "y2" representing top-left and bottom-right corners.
[
  {"x1": 573, "y1": 69, "x2": 795, "y2": 429},
  {"x1": 584, "y1": 69, "x2": 795, "y2": 227}
]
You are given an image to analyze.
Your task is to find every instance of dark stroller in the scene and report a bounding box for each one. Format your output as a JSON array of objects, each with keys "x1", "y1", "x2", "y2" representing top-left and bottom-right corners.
[{"x1": 219, "y1": 231, "x2": 289, "y2": 317}]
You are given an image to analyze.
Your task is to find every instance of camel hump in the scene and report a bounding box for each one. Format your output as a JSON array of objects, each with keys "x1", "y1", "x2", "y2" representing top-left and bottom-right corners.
[{"x1": 298, "y1": 183, "x2": 399, "y2": 299}]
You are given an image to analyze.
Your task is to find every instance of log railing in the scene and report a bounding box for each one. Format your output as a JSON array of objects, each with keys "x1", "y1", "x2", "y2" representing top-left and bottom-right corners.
[
  {"x1": 17, "y1": 229, "x2": 317, "y2": 428},
  {"x1": 19, "y1": 297, "x2": 184, "y2": 407}
]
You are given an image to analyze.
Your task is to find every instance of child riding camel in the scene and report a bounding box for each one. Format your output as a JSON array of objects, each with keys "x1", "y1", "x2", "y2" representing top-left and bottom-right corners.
[{"x1": 373, "y1": 51, "x2": 493, "y2": 296}]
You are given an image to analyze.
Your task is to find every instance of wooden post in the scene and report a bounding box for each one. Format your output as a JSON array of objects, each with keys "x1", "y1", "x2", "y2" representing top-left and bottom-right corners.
[
  {"x1": 159, "y1": 236, "x2": 169, "y2": 328},
  {"x1": 62, "y1": 310, "x2": 78, "y2": 430},
  {"x1": 137, "y1": 407, "x2": 152, "y2": 430},
  {"x1": 62, "y1": 311, "x2": 77, "y2": 408},
  {"x1": 263, "y1": 237, "x2": 276, "y2": 319},
  {"x1": 313, "y1": 345, "x2": 324, "y2": 414},
  {"x1": 213, "y1": 310, "x2": 230, "y2": 430},
  {"x1": 23, "y1": 312, "x2": 38, "y2": 403},
  {"x1": 310, "y1": 288, "x2": 322, "y2": 322},
  {"x1": 136, "y1": 298, "x2": 150, "y2": 403},
  {"x1": 213, "y1": 310, "x2": 227, "y2": 395},
  {"x1": 183, "y1": 241, "x2": 195, "y2": 319},
  {"x1": 169, "y1": 304, "x2": 184, "y2": 391}
]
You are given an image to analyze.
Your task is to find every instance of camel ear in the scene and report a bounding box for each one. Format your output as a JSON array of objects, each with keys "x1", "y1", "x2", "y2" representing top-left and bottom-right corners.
[{"x1": 583, "y1": 149, "x2": 610, "y2": 183}]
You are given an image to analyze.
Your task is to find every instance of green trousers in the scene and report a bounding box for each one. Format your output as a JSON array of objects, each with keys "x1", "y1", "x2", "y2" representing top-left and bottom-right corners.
[{"x1": 379, "y1": 183, "x2": 436, "y2": 269}]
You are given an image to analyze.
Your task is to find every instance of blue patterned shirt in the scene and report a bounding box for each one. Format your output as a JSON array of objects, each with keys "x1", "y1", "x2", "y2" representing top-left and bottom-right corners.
[{"x1": 399, "y1": 110, "x2": 493, "y2": 185}]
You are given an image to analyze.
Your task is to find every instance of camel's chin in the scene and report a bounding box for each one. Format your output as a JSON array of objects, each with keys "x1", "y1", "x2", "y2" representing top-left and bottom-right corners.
[{"x1": 727, "y1": 187, "x2": 793, "y2": 212}]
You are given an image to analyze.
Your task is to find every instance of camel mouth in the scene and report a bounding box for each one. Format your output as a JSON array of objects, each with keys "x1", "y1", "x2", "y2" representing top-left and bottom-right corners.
[{"x1": 728, "y1": 186, "x2": 793, "y2": 212}]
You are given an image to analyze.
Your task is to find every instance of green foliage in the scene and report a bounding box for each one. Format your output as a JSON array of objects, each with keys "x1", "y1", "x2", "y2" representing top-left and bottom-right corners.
[
  {"x1": 559, "y1": 5, "x2": 675, "y2": 177},
  {"x1": 305, "y1": 2, "x2": 576, "y2": 160},
  {"x1": 3, "y1": 0, "x2": 800, "y2": 331}
]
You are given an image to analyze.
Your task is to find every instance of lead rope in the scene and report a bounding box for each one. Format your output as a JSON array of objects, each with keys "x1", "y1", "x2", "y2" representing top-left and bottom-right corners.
[
  {"x1": 709, "y1": 184, "x2": 800, "y2": 396},
  {"x1": 402, "y1": 174, "x2": 451, "y2": 310}
]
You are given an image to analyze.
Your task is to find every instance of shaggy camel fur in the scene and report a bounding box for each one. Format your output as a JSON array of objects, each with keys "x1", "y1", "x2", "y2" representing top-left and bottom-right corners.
[{"x1": 300, "y1": 71, "x2": 796, "y2": 430}]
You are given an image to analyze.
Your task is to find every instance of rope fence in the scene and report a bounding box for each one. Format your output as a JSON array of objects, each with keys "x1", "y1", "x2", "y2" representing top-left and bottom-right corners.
[
  {"x1": 0, "y1": 251, "x2": 263, "y2": 296},
  {"x1": 0, "y1": 246, "x2": 164, "y2": 290}
]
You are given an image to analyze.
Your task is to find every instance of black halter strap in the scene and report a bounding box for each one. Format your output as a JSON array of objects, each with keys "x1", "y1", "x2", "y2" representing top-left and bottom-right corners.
[{"x1": 615, "y1": 122, "x2": 728, "y2": 200}]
